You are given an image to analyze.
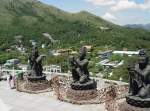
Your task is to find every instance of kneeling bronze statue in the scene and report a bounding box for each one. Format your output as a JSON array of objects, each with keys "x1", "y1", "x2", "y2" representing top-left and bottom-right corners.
[
  {"x1": 69, "y1": 47, "x2": 96, "y2": 90},
  {"x1": 126, "y1": 49, "x2": 150, "y2": 108},
  {"x1": 27, "y1": 46, "x2": 46, "y2": 82}
]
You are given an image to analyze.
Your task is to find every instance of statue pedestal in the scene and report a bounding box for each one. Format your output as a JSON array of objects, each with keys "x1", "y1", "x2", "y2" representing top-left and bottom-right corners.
[
  {"x1": 67, "y1": 88, "x2": 97, "y2": 101},
  {"x1": 24, "y1": 80, "x2": 49, "y2": 91},
  {"x1": 119, "y1": 101, "x2": 150, "y2": 111},
  {"x1": 71, "y1": 79, "x2": 97, "y2": 90},
  {"x1": 17, "y1": 79, "x2": 51, "y2": 93},
  {"x1": 126, "y1": 95, "x2": 150, "y2": 108},
  {"x1": 27, "y1": 75, "x2": 46, "y2": 82},
  {"x1": 16, "y1": 74, "x2": 50, "y2": 93},
  {"x1": 67, "y1": 79, "x2": 97, "y2": 101}
]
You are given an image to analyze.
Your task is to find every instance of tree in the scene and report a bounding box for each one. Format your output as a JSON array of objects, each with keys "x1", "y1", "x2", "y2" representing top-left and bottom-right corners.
[
  {"x1": 108, "y1": 56, "x2": 138, "y2": 82},
  {"x1": 110, "y1": 54, "x2": 123, "y2": 62}
]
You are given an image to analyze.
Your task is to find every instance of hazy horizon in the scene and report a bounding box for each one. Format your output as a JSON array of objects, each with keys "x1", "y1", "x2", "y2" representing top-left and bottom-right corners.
[{"x1": 39, "y1": 0, "x2": 150, "y2": 26}]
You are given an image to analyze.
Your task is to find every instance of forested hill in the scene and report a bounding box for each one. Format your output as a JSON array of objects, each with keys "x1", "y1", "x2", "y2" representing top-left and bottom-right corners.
[
  {"x1": 0, "y1": 0, "x2": 150, "y2": 51},
  {"x1": 125, "y1": 24, "x2": 150, "y2": 31}
]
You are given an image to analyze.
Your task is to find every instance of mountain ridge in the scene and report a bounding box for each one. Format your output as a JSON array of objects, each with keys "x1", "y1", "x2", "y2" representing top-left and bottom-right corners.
[
  {"x1": 125, "y1": 23, "x2": 150, "y2": 31},
  {"x1": 0, "y1": 0, "x2": 150, "y2": 52}
]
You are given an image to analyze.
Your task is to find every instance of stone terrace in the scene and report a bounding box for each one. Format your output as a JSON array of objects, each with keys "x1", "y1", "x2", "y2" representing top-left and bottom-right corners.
[{"x1": 0, "y1": 81, "x2": 107, "y2": 111}]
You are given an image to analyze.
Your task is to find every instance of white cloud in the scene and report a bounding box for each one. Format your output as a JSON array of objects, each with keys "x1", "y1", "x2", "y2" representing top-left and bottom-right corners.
[
  {"x1": 111, "y1": 0, "x2": 150, "y2": 11},
  {"x1": 102, "y1": 12, "x2": 116, "y2": 20},
  {"x1": 85, "y1": 0, "x2": 150, "y2": 11},
  {"x1": 111, "y1": 0, "x2": 137, "y2": 11},
  {"x1": 86, "y1": 0, "x2": 116, "y2": 6},
  {"x1": 139, "y1": 0, "x2": 150, "y2": 10}
]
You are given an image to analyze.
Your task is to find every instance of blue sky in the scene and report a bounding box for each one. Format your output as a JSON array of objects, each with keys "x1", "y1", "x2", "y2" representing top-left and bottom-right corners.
[{"x1": 39, "y1": 0, "x2": 150, "y2": 25}]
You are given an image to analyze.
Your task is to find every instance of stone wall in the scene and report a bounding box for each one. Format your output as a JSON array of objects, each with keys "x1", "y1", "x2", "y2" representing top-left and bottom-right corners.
[{"x1": 50, "y1": 75, "x2": 129, "y2": 105}]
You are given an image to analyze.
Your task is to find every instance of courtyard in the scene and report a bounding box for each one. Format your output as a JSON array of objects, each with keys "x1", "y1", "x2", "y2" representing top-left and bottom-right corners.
[{"x1": 0, "y1": 81, "x2": 106, "y2": 111}]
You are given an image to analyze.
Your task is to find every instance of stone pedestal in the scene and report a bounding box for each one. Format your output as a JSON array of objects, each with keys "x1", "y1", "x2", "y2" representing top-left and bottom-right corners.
[
  {"x1": 24, "y1": 80, "x2": 49, "y2": 91},
  {"x1": 67, "y1": 79, "x2": 97, "y2": 101},
  {"x1": 126, "y1": 95, "x2": 150, "y2": 108},
  {"x1": 71, "y1": 79, "x2": 97, "y2": 90},
  {"x1": 119, "y1": 101, "x2": 150, "y2": 111},
  {"x1": 27, "y1": 75, "x2": 46, "y2": 82},
  {"x1": 67, "y1": 88, "x2": 97, "y2": 101},
  {"x1": 17, "y1": 79, "x2": 51, "y2": 94}
]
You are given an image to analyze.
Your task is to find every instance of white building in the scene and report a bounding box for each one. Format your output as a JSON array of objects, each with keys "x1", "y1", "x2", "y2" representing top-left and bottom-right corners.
[
  {"x1": 42, "y1": 44, "x2": 46, "y2": 48},
  {"x1": 44, "y1": 65, "x2": 61, "y2": 74},
  {"x1": 113, "y1": 51, "x2": 139, "y2": 56},
  {"x1": 16, "y1": 46, "x2": 26, "y2": 53},
  {"x1": 30, "y1": 40, "x2": 36, "y2": 46},
  {"x1": 4, "y1": 59, "x2": 20, "y2": 67},
  {"x1": 18, "y1": 64, "x2": 27, "y2": 71},
  {"x1": 98, "y1": 60, "x2": 124, "y2": 69},
  {"x1": 100, "y1": 26, "x2": 110, "y2": 30}
]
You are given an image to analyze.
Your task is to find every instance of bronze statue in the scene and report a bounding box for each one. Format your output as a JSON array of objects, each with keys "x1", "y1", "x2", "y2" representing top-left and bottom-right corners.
[
  {"x1": 69, "y1": 47, "x2": 96, "y2": 90},
  {"x1": 28, "y1": 46, "x2": 46, "y2": 81},
  {"x1": 126, "y1": 49, "x2": 150, "y2": 107},
  {"x1": 69, "y1": 47, "x2": 89, "y2": 83}
]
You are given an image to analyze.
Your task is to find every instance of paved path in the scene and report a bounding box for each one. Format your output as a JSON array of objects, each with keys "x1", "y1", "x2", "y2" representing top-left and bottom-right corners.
[
  {"x1": 0, "y1": 99, "x2": 11, "y2": 111},
  {"x1": 0, "y1": 81, "x2": 106, "y2": 111}
]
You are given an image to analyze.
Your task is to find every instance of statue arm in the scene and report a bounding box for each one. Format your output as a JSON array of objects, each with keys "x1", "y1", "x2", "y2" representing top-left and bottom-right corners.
[
  {"x1": 134, "y1": 70, "x2": 145, "y2": 88},
  {"x1": 145, "y1": 70, "x2": 150, "y2": 84},
  {"x1": 75, "y1": 59, "x2": 88, "y2": 67}
]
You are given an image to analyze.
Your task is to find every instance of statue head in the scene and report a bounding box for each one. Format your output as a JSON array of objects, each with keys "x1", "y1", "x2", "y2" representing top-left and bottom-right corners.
[
  {"x1": 138, "y1": 49, "x2": 149, "y2": 69},
  {"x1": 32, "y1": 45, "x2": 38, "y2": 51},
  {"x1": 79, "y1": 47, "x2": 87, "y2": 60}
]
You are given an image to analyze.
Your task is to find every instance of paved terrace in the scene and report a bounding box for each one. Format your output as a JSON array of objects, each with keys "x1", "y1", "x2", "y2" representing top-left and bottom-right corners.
[{"x1": 0, "y1": 81, "x2": 107, "y2": 111}]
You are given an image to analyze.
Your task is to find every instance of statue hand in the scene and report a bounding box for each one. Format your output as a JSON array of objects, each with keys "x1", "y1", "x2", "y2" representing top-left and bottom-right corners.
[{"x1": 72, "y1": 57, "x2": 77, "y2": 62}]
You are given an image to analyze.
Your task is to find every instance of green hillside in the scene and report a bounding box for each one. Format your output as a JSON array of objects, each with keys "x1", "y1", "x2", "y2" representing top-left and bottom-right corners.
[
  {"x1": 0, "y1": 0, "x2": 150, "y2": 51},
  {"x1": 1, "y1": 0, "x2": 150, "y2": 82}
]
